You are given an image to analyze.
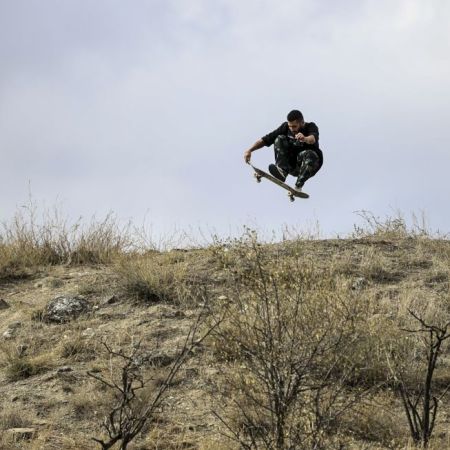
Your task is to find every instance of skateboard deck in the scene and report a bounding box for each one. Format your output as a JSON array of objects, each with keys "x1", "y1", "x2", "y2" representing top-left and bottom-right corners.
[{"x1": 249, "y1": 164, "x2": 309, "y2": 201}]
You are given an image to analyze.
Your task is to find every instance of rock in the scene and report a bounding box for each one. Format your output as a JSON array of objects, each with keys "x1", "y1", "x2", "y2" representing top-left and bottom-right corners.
[
  {"x1": 0, "y1": 298, "x2": 10, "y2": 309},
  {"x1": 101, "y1": 295, "x2": 119, "y2": 305},
  {"x1": 35, "y1": 420, "x2": 48, "y2": 426},
  {"x1": 6, "y1": 428, "x2": 37, "y2": 441},
  {"x1": 2, "y1": 329, "x2": 14, "y2": 339},
  {"x1": 145, "y1": 352, "x2": 175, "y2": 368},
  {"x1": 159, "y1": 308, "x2": 185, "y2": 319},
  {"x1": 155, "y1": 304, "x2": 186, "y2": 319},
  {"x1": 351, "y1": 277, "x2": 368, "y2": 291},
  {"x1": 95, "y1": 311, "x2": 126, "y2": 320},
  {"x1": 184, "y1": 368, "x2": 199, "y2": 378},
  {"x1": 151, "y1": 355, "x2": 174, "y2": 367},
  {"x1": 48, "y1": 278, "x2": 64, "y2": 288},
  {"x1": 17, "y1": 344, "x2": 28, "y2": 356},
  {"x1": 42, "y1": 373, "x2": 56, "y2": 382},
  {"x1": 81, "y1": 328, "x2": 95, "y2": 338},
  {"x1": 2, "y1": 322, "x2": 22, "y2": 340},
  {"x1": 42, "y1": 295, "x2": 90, "y2": 323},
  {"x1": 57, "y1": 366, "x2": 73, "y2": 373},
  {"x1": 369, "y1": 313, "x2": 382, "y2": 322}
]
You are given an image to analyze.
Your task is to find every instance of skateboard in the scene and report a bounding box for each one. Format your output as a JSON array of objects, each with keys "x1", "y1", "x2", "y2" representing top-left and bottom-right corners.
[{"x1": 249, "y1": 164, "x2": 309, "y2": 202}]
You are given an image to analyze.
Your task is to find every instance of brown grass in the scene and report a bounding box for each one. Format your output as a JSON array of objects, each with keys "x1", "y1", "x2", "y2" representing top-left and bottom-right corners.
[
  {"x1": 0, "y1": 202, "x2": 133, "y2": 280},
  {"x1": 0, "y1": 344, "x2": 55, "y2": 381},
  {"x1": 0, "y1": 210, "x2": 449, "y2": 449},
  {"x1": 0, "y1": 405, "x2": 33, "y2": 431},
  {"x1": 113, "y1": 249, "x2": 217, "y2": 306}
]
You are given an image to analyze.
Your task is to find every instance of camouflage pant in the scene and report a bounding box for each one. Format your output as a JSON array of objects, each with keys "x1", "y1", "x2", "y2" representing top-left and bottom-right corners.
[{"x1": 274, "y1": 135, "x2": 322, "y2": 186}]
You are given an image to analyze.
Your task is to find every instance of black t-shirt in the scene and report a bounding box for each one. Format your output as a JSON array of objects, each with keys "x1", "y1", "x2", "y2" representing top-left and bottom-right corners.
[{"x1": 261, "y1": 121, "x2": 323, "y2": 165}]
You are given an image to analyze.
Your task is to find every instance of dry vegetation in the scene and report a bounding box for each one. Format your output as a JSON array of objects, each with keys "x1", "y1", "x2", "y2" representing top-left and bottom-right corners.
[{"x1": 1, "y1": 207, "x2": 450, "y2": 449}]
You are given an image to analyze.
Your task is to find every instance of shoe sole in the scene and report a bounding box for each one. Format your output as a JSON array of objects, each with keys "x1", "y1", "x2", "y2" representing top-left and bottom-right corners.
[{"x1": 269, "y1": 165, "x2": 286, "y2": 182}]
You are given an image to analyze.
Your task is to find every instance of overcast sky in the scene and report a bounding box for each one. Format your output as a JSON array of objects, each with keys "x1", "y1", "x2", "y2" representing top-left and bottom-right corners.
[{"x1": 1, "y1": 0, "x2": 449, "y2": 241}]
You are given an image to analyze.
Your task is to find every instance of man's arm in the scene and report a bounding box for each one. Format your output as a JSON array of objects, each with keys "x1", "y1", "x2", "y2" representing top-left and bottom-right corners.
[
  {"x1": 244, "y1": 139, "x2": 265, "y2": 163},
  {"x1": 244, "y1": 123, "x2": 287, "y2": 163},
  {"x1": 294, "y1": 133, "x2": 315, "y2": 144},
  {"x1": 295, "y1": 122, "x2": 319, "y2": 146},
  {"x1": 304, "y1": 135, "x2": 316, "y2": 145}
]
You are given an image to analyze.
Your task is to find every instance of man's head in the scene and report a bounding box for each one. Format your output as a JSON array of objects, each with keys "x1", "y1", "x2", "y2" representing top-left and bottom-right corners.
[{"x1": 287, "y1": 110, "x2": 304, "y2": 133}]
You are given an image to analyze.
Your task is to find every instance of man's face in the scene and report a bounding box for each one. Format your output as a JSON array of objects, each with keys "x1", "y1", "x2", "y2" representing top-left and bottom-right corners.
[{"x1": 288, "y1": 120, "x2": 304, "y2": 134}]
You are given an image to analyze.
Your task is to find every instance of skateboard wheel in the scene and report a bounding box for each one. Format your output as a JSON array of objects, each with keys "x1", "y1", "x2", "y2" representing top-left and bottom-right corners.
[
  {"x1": 254, "y1": 173, "x2": 262, "y2": 183},
  {"x1": 288, "y1": 193, "x2": 295, "y2": 202}
]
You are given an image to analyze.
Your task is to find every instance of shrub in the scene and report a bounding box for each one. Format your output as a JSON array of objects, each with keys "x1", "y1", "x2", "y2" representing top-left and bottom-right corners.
[{"x1": 210, "y1": 231, "x2": 376, "y2": 449}]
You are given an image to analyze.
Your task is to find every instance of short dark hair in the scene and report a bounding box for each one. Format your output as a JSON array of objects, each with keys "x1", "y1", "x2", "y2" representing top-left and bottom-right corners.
[{"x1": 287, "y1": 110, "x2": 303, "y2": 122}]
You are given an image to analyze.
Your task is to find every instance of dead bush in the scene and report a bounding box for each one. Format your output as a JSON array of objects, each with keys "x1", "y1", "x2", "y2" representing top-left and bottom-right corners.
[{"x1": 210, "y1": 230, "x2": 377, "y2": 450}]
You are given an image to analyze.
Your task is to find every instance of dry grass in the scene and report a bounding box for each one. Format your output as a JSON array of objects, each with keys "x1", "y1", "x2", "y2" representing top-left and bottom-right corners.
[
  {"x1": 352, "y1": 210, "x2": 432, "y2": 240},
  {"x1": 113, "y1": 249, "x2": 216, "y2": 306},
  {"x1": 27, "y1": 432, "x2": 88, "y2": 450},
  {"x1": 0, "y1": 405, "x2": 33, "y2": 431},
  {"x1": 144, "y1": 425, "x2": 199, "y2": 449},
  {"x1": 0, "y1": 203, "x2": 133, "y2": 281},
  {"x1": 70, "y1": 386, "x2": 117, "y2": 422},
  {"x1": 337, "y1": 393, "x2": 407, "y2": 447},
  {"x1": 0, "y1": 344, "x2": 55, "y2": 382},
  {"x1": 0, "y1": 210, "x2": 449, "y2": 449},
  {"x1": 58, "y1": 331, "x2": 98, "y2": 361},
  {"x1": 114, "y1": 252, "x2": 189, "y2": 303},
  {"x1": 203, "y1": 224, "x2": 450, "y2": 448}
]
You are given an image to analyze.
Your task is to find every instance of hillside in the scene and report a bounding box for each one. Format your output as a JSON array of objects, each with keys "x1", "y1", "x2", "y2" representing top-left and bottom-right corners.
[{"x1": 1, "y1": 217, "x2": 450, "y2": 449}]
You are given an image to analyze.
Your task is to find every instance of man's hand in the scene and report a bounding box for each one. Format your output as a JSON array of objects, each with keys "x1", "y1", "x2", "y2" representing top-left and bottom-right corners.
[
  {"x1": 243, "y1": 139, "x2": 264, "y2": 163},
  {"x1": 296, "y1": 134, "x2": 316, "y2": 145}
]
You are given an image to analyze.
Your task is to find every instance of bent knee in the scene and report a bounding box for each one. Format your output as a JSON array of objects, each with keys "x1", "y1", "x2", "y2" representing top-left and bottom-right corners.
[{"x1": 274, "y1": 135, "x2": 288, "y2": 146}]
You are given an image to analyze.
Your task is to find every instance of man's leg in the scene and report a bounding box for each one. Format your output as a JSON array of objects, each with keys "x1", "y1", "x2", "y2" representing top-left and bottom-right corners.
[
  {"x1": 274, "y1": 136, "x2": 298, "y2": 172},
  {"x1": 269, "y1": 136, "x2": 298, "y2": 181},
  {"x1": 295, "y1": 150, "x2": 322, "y2": 189}
]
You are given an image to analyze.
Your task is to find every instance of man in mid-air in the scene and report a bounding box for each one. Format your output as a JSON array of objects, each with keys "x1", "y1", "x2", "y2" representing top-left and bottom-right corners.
[{"x1": 244, "y1": 109, "x2": 323, "y2": 192}]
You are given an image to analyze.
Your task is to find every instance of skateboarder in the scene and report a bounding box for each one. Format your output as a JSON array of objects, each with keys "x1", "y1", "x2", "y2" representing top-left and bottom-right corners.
[{"x1": 243, "y1": 110, "x2": 323, "y2": 192}]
